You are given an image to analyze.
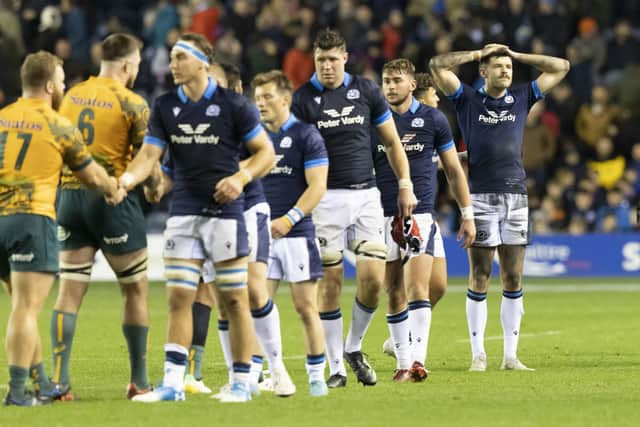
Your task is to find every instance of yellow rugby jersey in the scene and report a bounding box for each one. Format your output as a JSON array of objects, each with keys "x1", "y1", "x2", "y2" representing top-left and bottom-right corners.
[
  {"x1": 0, "y1": 98, "x2": 92, "y2": 219},
  {"x1": 59, "y1": 76, "x2": 149, "y2": 188}
]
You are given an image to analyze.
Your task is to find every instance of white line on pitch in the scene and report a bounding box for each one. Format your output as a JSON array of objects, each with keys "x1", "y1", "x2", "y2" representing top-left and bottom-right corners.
[{"x1": 455, "y1": 330, "x2": 561, "y2": 344}]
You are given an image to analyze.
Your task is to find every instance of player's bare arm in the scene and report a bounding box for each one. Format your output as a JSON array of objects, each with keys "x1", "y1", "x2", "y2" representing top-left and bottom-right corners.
[
  {"x1": 214, "y1": 130, "x2": 275, "y2": 204},
  {"x1": 429, "y1": 44, "x2": 509, "y2": 94},
  {"x1": 271, "y1": 164, "x2": 328, "y2": 239},
  {"x1": 119, "y1": 142, "x2": 164, "y2": 191},
  {"x1": 376, "y1": 118, "x2": 417, "y2": 217},
  {"x1": 143, "y1": 162, "x2": 173, "y2": 203},
  {"x1": 439, "y1": 148, "x2": 475, "y2": 249},
  {"x1": 507, "y1": 49, "x2": 570, "y2": 94}
]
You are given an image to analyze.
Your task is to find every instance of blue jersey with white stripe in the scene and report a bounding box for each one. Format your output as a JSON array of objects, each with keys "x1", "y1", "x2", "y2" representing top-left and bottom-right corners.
[
  {"x1": 262, "y1": 115, "x2": 328, "y2": 237},
  {"x1": 447, "y1": 81, "x2": 543, "y2": 194},
  {"x1": 373, "y1": 98, "x2": 454, "y2": 217},
  {"x1": 291, "y1": 72, "x2": 391, "y2": 190},
  {"x1": 145, "y1": 78, "x2": 262, "y2": 217}
]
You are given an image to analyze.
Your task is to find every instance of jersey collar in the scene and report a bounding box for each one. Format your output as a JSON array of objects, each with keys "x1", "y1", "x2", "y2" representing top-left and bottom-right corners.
[
  {"x1": 310, "y1": 72, "x2": 352, "y2": 92},
  {"x1": 478, "y1": 85, "x2": 511, "y2": 100},
  {"x1": 409, "y1": 97, "x2": 420, "y2": 113},
  {"x1": 280, "y1": 114, "x2": 298, "y2": 132},
  {"x1": 177, "y1": 77, "x2": 218, "y2": 104}
]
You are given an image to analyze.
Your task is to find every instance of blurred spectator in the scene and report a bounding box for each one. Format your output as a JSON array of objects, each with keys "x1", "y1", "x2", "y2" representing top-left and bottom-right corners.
[
  {"x1": 214, "y1": 30, "x2": 242, "y2": 67},
  {"x1": 575, "y1": 84, "x2": 621, "y2": 150},
  {"x1": 224, "y1": 0, "x2": 256, "y2": 47},
  {"x1": 0, "y1": 0, "x2": 25, "y2": 57},
  {"x1": 588, "y1": 137, "x2": 625, "y2": 190},
  {"x1": 545, "y1": 81, "x2": 578, "y2": 138},
  {"x1": 596, "y1": 188, "x2": 632, "y2": 231},
  {"x1": 523, "y1": 101, "x2": 556, "y2": 190},
  {"x1": 570, "y1": 190, "x2": 597, "y2": 231},
  {"x1": 568, "y1": 16, "x2": 607, "y2": 76},
  {"x1": 531, "y1": 0, "x2": 572, "y2": 54},
  {"x1": 283, "y1": 34, "x2": 313, "y2": 89},
  {"x1": 61, "y1": 0, "x2": 89, "y2": 62},
  {"x1": 603, "y1": 19, "x2": 640, "y2": 85},
  {"x1": 0, "y1": 27, "x2": 21, "y2": 106},
  {"x1": 35, "y1": 5, "x2": 64, "y2": 53},
  {"x1": 247, "y1": 38, "x2": 280, "y2": 77},
  {"x1": 146, "y1": 0, "x2": 180, "y2": 47},
  {"x1": 381, "y1": 9, "x2": 403, "y2": 61},
  {"x1": 188, "y1": 0, "x2": 221, "y2": 44}
]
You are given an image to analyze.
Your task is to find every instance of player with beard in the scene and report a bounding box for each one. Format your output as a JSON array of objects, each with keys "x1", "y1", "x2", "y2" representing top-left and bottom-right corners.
[
  {"x1": 1, "y1": 51, "x2": 123, "y2": 406},
  {"x1": 373, "y1": 59, "x2": 474, "y2": 382},
  {"x1": 50, "y1": 34, "x2": 153, "y2": 400},
  {"x1": 430, "y1": 43, "x2": 569, "y2": 371}
]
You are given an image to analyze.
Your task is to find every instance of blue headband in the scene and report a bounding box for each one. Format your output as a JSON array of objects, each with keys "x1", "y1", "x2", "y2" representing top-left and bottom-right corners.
[{"x1": 173, "y1": 41, "x2": 210, "y2": 65}]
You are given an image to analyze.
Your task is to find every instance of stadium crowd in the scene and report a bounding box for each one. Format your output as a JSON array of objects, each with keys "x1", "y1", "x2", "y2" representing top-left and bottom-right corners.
[{"x1": 0, "y1": 0, "x2": 638, "y2": 236}]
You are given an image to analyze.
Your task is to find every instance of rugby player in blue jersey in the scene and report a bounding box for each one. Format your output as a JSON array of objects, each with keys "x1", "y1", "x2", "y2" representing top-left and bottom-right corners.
[
  {"x1": 373, "y1": 59, "x2": 475, "y2": 382},
  {"x1": 430, "y1": 43, "x2": 569, "y2": 371},
  {"x1": 253, "y1": 70, "x2": 330, "y2": 397},
  {"x1": 292, "y1": 29, "x2": 416, "y2": 387},
  {"x1": 118, "y1": 33, "x2": 275, "y2": 402}
]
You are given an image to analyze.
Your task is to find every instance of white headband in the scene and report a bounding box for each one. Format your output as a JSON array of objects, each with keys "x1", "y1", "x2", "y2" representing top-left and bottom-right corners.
[{"x1": 172, "y1": 41, "x2": 210, "y2": 65}]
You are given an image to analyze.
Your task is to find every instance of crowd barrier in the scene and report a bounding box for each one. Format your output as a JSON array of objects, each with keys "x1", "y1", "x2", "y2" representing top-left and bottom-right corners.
[{"x1": 91, "y1": 233, "x2": 640, "y2": 281}]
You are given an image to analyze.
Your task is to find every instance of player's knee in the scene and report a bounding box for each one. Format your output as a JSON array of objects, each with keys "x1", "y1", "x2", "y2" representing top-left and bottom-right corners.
[
  {"x1": 501, "y1": 270, "x2": 522, "y2": 290},
  {"x1": 114, "y1": 252, "x2": 148, "y2": 287},
  {"x1": 320, "y1": 249, "x2": 343, "y2": 268},
  {"x1": 348, "y1": 240, "x2": 387, "y2": 262},
  {"x1": 59, "y1": 260, "x2": 93, "y2": 284}
]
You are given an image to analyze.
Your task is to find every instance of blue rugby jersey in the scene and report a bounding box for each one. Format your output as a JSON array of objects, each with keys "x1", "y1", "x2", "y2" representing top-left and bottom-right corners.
[
  {"x1": 447, "y1": 81, "x2": 544, "y2": 194},
  {"x1": 373, "y1": 98, "x2": 454, "y2": 217},
  {"x1": 145, "y1": 78, "x2": 263, "y2": 218},
  {"x1": 291, "y1": 72, "x2": 390, "y2": 190},
  {"x1": 262, "y1": 114, "x2": 328, "y2": 237}
]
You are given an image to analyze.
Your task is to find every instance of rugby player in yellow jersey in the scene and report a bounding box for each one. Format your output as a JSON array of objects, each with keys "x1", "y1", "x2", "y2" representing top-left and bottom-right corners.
[
  {"x1": 1, "y1": 51, "x2": 123, "y2": 407},
  {"x1": 49, "y1": 33, "x2": 152, "y2": 400}
]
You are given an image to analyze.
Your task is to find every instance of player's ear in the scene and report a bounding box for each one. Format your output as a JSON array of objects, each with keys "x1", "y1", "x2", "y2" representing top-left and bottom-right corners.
[
  {"x1": 410, "y1": 78, "x2": 417, "y2": 92},
  {"x1": 342, "y1": 51, "x2": 348, "y2": 65},
  {"x1": 44, "y1": 79, "x2": 54, "y2": 95}
]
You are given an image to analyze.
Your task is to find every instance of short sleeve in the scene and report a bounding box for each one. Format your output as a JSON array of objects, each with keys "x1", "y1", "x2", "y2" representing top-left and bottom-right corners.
[
  {"x1": 235, "y1": 100, "x2": 263, "y2": 143},
  {"x1": 446, "y1": 83, "x2": 467, "y2": 109},
  {"x1": 61, "y1": 125, "x2": 93, "y2": 171},
  {"x1": 161, "y1": 150, "x2": 174, "y2": 179},
  {"x1": 366, "y1": 80, "x2": 391, "y2": 126},
  {"x1": 528, "y1": 80, "x2": 544, "y2": 110},
  {"x1": 433, "y1": 110, "x2": 455, "y2": 153},
  {"x1": 124, "y1": 95, "x2": 150, "y2": 149},
  {"x1": 143, "y1": 98, "x2": 168, "y2": 149},
  {"x1": 303, "y1": 126, "x2": 328, "y2": 169}
]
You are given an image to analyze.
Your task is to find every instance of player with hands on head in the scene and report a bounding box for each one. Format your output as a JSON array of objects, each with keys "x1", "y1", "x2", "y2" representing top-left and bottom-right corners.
[{"x1": 430, "y1": 41, "x2": 569, "y2": 372}]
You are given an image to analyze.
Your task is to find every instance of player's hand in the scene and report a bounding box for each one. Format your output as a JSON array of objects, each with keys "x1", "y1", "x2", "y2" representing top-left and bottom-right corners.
[
  {"x1": 271, "y1": 216, "x2": 293, "y2": 239},
  {"x1": 457, "y1": 218, "x2": 476, "y2": 249},
  {"x1": 481, "y1": 43, "x2": 509, "y2": 58},
  {"x1": 397, "y1": 188, "x2": 418, "y2": 218},
  {"x1": 104, "y1": 177, "x2": 127, "y2": 206},
  {"x1": 214, "y1": 173, "x2": 244, "y2": 204},
  {"x1": 143, "y1": 183, "x2": 164, "y2": 204}
]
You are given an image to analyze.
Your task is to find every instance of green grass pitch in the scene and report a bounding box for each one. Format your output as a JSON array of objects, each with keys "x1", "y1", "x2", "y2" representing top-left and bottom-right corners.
[{"x1": 1, "y1": 278, "x2": 639, "y2": 426}]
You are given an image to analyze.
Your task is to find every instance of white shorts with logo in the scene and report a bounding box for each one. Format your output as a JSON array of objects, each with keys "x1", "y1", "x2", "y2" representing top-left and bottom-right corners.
[
  {"x1": 201, "y1": 202, "x2": 271, "y2": 283},
  {"x1": 384, "y1": 213, "x2": 437, "y2": 262},
  {"x1": 313, "y1": 187, "x2": 385, "y2": 253},
  {"x1": 267, "y1": 235, "x2": 323, "y2": 283},
  {"x1": 163, "y1": 214, "x2": 249, "y2": 264},
  {"x1": 471, "y1": 193, "x2": 528, "y2": 247}
]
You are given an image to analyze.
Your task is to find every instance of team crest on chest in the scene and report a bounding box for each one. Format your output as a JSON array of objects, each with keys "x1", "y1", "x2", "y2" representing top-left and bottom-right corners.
[
  {"x1": 280, "y1": 136, "x2": 292, "y2": 148},
  {"x1": 505, "y1": 95, "x2": 514, "y2": 104},
  {"x1": 206, "y1": 104, "x2": 221, "y2": 117},
  {"x1": 346, "y1": 89, "x2": 360, "y2": 100},
  {"x1": 411, "y1": 118, "x2": 424, "y2": 128}
]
